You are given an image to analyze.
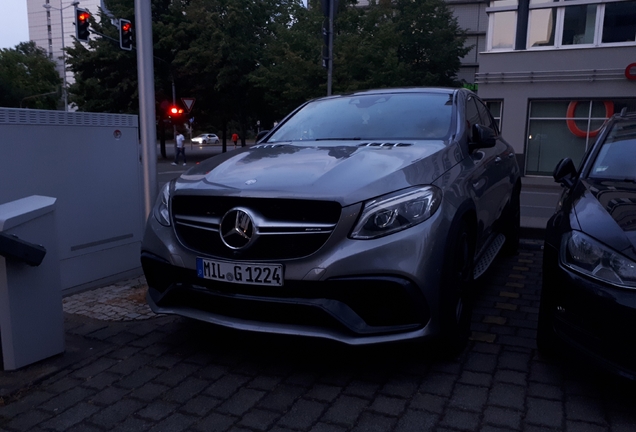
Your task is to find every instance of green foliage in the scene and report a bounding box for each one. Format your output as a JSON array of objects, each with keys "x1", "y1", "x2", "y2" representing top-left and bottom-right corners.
[
  {"x1": 0, "y1": 42, "x2": 61, "y2": 109},
  {"x1": 66, "y1": 0, "x2": 469, "y2": 131}
]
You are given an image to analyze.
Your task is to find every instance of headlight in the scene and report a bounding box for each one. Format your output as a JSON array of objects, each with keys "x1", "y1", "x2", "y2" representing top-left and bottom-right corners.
[
  {"x1": 561, "y1": 231, "x2": 636, "y2": 288},
  {"x1": 350, "y1": 186, "x2": 442, "y2": 239},
  {"x1": 153, "y1": 182, "x2": 171, "y2": 227}
]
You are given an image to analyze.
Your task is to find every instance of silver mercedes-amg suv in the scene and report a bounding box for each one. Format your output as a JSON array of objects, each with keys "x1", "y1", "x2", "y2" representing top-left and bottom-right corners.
[{"x1": 141, "y1": 87, "x2": 521, "y2": 356}]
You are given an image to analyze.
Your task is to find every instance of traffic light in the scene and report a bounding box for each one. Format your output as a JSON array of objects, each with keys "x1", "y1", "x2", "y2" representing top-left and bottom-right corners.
[
  {"x1": 75, "y1": 8, "x2": 90, "y2": 42},
  {"x1": 169, "y1": 106, "x2": 184, "y2": 116},
  {"x1": 119, "y1": 19, "x2": 133, "y2": 51},
  {"x1": 167, "y1": 105, "x2": 184, "y2": 122}
]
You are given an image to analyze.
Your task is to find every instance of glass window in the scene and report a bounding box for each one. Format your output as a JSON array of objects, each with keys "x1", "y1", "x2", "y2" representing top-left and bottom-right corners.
[
  {"x1": 268, "y1": 93, "x2": 454, "y2": 142},
  {"x1": 602, "y1": 1, "x2": 636, "y2": 43},
  {"x1": 525, "y1": 99, "x2": 635, "y2": 176},
  {"x1": 590, "y1": 119, "x2": 636, "y2": 180},
  {"x1": 475, "y1": 99, "x2": 498, "y2": 132},
  {"x1": 491, "y1": 11, "x2": 517, "y2": 49},
  {"x1": 528, "y1": 8, "x2": 556, "y2": 47},
  {"x1": 486, "y1": 101, "x2": 503, "y2": 130},
  {"x1": 490, "y1": 0, "x2": 518, "y2": 6},
  {"x1": 562, "y1": 5, "x2": 597, "y2": 45}
]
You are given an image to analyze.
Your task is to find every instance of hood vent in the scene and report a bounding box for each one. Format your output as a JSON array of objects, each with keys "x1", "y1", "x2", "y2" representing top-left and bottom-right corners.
[
  {"x1": 357, "y1": 142, "x2": 413, "y2": 148},
  {"x1": 254, "y1": 143, "x2": 289, "y2": 149}
]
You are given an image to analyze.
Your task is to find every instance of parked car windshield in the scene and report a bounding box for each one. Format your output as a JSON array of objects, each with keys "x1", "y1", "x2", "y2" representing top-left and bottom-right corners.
[
  {"x1": 268, "y1": 92, "x2": 454, "y2": 142},
  {"x1": 589, "y1": 119, "x2": 636, "y2": 181}
]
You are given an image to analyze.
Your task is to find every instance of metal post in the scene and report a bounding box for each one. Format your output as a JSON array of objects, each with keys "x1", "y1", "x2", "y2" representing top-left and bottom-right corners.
[
  {"x1": 172, "y1": 78, "x2": 177, "y2": 147},
  {"x1": 60, "y1": 0, "x2": 68, "y2": 111},
  {"x1": 327, "y1": 0, "x2": 334, "y2": 96},
  {"x1": 135, "y1": 0, "x2": 158, "y2": 217},
  {"x1": 42, "y1": 1, "x2": 78, "y2": 111}
]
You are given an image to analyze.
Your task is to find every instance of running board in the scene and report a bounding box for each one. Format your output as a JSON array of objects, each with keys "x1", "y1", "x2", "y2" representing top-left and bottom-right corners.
[{"x1": 473, "y1": 233, "x2": 505, "y2": 279}]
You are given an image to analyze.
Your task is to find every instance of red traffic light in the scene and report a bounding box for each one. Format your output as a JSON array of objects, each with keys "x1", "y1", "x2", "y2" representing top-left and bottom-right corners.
[
  {"x1": 75, "y1": 8, "x2": 91, "y2": 42},
  {"x1": 119, "y1": 18, "x2": 133, "y2": 51},
  {"x1": 169, "y1": 106, "x2": 183, "y2": 115}
]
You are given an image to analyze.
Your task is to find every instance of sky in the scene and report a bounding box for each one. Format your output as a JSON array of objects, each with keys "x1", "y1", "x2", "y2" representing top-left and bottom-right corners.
[{"x1": 0, "y1": 0, "x2": 29, "y2": 50}]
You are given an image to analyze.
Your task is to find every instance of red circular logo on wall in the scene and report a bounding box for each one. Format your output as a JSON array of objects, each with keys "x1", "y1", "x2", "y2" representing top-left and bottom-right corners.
[{"x1": 626, "y1": 63, "x2": 636, "y2": 81}]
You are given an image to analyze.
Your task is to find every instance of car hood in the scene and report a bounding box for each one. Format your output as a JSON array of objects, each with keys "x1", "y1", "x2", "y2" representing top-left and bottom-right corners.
[
  {"x1": 573, "y1": 179, "x2": 636, "y2": 256},
  {"x1": 175, "y1": 141, "x2": 459, "y2": 205}
]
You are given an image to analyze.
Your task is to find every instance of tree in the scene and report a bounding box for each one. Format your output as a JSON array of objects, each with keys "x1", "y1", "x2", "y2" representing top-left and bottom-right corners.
[
  {"x1": 64, "y1": 0, "x2": 469, "y2": 152},
  {"x1": 392, "y1": 0, "x2": 469, "y2": 86},
  {"x1": 0, "y1": 42, "x2": 61, "y2": 109}
]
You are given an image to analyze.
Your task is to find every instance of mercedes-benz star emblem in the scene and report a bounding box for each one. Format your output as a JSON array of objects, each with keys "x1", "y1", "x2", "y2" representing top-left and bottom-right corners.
[{"x1": 220, "y1": 208, "x2": 257, "y2": 250}]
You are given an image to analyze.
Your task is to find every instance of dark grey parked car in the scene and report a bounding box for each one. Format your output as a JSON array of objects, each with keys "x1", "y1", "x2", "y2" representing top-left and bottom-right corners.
[{"x1": 141, "y1": 88, "x2": 521, "y2": 356}]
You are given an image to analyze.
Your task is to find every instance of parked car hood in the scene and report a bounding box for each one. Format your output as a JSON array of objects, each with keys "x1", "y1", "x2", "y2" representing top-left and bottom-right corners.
[
  {"x1": 176, "y1": 141, "x2": 458, "y2": 205},
  {"x1": 573, "y1": 179, "x2": 636, "y2": 256}
]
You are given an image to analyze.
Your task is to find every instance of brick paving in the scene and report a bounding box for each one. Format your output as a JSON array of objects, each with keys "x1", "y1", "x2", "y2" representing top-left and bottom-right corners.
[{"x1": 1, "y1": 239, "x2": 635, "y2": 431}]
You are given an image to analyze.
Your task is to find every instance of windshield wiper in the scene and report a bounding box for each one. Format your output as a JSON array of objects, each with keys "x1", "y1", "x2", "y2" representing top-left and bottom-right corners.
[{"x1": 315, "y1": 137, "x2": 362, "y2": 141}]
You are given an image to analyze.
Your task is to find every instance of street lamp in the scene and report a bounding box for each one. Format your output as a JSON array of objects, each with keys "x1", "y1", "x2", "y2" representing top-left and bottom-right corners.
[{"x1": 43, "y1": 0, "x2": 80, "y2": 112}]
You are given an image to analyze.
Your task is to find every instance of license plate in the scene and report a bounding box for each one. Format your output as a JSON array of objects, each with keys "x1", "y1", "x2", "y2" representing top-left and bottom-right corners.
[{"x1": 196, "y1": 257, "x2": 283, "y2": 286}]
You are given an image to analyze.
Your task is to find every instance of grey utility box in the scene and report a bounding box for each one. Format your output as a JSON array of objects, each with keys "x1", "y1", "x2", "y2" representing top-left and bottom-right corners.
[
  {"x1": 0, "y1": 195, "x2": 64, "y2": 371},
  {"x1": 0, "y1": 108, "x2": 144, "y2": 292}
]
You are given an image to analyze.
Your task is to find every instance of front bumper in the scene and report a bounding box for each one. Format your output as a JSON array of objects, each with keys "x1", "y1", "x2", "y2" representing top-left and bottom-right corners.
[
  {"x1": 542, "y1": 244, "x2": 636, "y2": 380},
  {"x1": 141, "y1": 202, "x2": 451, "y2": 345}
]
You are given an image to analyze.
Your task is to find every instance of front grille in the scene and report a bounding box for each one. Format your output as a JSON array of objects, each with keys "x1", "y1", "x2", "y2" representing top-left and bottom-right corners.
[{"x1": 172, "y1": 196, "x2": 342, "y2": 260}]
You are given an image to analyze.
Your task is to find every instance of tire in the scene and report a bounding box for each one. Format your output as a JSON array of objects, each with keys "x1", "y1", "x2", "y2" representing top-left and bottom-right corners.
[
  {"x1": 502, "y1": 185, "x2": 521, "y2": 256},
  {"x1": 436, "y1": 219, "x2": 475, "y2": 358},
  {"x1": 215, "y1": 140, "x2": 219, "y2": 144},
  {"x1": 202, "y1": 140, "x2": 207, "y2": 145}
]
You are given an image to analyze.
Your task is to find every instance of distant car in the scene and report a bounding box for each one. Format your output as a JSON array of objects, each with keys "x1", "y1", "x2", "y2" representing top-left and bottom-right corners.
[
  {"x1": 192, "y1": 134, "x2": 220, "y2": 145},
  {"x1": 141, "y1": 87, "x2": 521, "y2": 356},
  {"x1": 539, "y1": 110, "x2": 636, "y2": 379}
]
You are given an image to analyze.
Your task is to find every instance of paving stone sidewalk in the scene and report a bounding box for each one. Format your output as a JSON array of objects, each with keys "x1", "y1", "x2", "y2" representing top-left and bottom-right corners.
[{"x1": 1, "y1": 239, "x2": 635, "y2": 432}]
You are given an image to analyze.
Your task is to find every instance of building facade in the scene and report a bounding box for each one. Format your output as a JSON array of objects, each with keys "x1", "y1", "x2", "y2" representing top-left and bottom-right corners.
[
  {"x1": 476, "y1": 0, "x2": 636, "y2": 176},
  {"x1": 447, "y1": 0, "x2": 489, "y2": 84}
]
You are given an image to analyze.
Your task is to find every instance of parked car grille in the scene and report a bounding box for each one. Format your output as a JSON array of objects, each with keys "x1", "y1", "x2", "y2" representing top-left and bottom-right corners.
[{"x1": 171, "y1": 196, "x2": 342, "y2": 260}]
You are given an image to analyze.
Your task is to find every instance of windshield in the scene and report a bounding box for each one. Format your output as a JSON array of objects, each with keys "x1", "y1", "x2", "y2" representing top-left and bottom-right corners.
[
  {"x1": 268, "y1": 92, "x2": 454, "y2": 142},
  {"x1": 589, "y1": 118, "x2": 636, "y2": 181}
]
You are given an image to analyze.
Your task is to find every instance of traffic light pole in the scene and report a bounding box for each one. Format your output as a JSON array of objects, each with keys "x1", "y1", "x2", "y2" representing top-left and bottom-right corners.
[
  {"x1": 43, "y1": 0, "x2": 79, "y2": 111},
  {"x1": 135, "y1": 0, "x2": 158, "y2": 218},
  {"x1": 327, "y1": 0, "x2": 334, "y2": 96},
  {"x1": 172, "y1": 79, "x2": 177, "y2": 150}
]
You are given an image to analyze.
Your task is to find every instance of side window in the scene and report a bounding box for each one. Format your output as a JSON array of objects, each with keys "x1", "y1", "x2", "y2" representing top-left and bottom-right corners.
[
  {"x1": 475, "y1": 98, "x2": 498, "y2": 133},
  {"x1": 466, "y1": 96, "x2": 481, "y2": 141}
]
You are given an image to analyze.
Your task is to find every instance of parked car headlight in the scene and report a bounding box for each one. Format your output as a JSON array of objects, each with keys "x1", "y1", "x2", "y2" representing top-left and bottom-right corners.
[
  {"x1": 350, "y1": 186, "x2": 441, "y2": 239},
  {"x1": 153, "y1": 182, "x2": 172, "y2": 227},
  {"x1": 561, "y1": 231, "x2": 636, "y2": 288}
]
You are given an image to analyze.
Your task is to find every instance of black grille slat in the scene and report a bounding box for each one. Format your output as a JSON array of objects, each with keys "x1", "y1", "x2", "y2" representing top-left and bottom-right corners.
[{"x1": 172, "y1": 196, "x2": 341, "y2": 260}]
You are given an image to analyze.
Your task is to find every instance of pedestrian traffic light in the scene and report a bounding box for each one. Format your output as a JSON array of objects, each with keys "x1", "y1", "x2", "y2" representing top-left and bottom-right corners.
[
  {"x1": 119, "y1": 19, "x2": 133, "y2": 51},
  {"x1": 75, "y1": 8, "x2": 90, "y2": 42}
]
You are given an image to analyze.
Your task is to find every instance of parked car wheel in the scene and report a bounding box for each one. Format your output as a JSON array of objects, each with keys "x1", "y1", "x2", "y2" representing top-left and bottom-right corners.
[
  {"x1": 502, "y1": 185, "x2": 521, "y2": 256},
  {"x1": 436, "y1": 219, "x2": 475, "y2": 358}
]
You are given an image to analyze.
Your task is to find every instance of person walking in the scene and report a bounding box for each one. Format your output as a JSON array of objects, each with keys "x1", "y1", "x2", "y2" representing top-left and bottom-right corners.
[
  {"x1": 232, "y1": 132, "x2": 239, "y2": 148},
  {"x1": 172, "y1": 130, "x2": 186, "y2": 166}
]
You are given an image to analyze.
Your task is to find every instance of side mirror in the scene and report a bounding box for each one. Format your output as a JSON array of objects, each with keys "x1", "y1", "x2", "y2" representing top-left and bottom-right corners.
[
  {"x1": 553, "y1": 157, "x2": 577, "y2": 188},
  {"x1": 256, "y1": 130, "x2": 270, "y2": 143},
  {"x1": 469, "y1": 124, "x2": 496, "y2": 151}
]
